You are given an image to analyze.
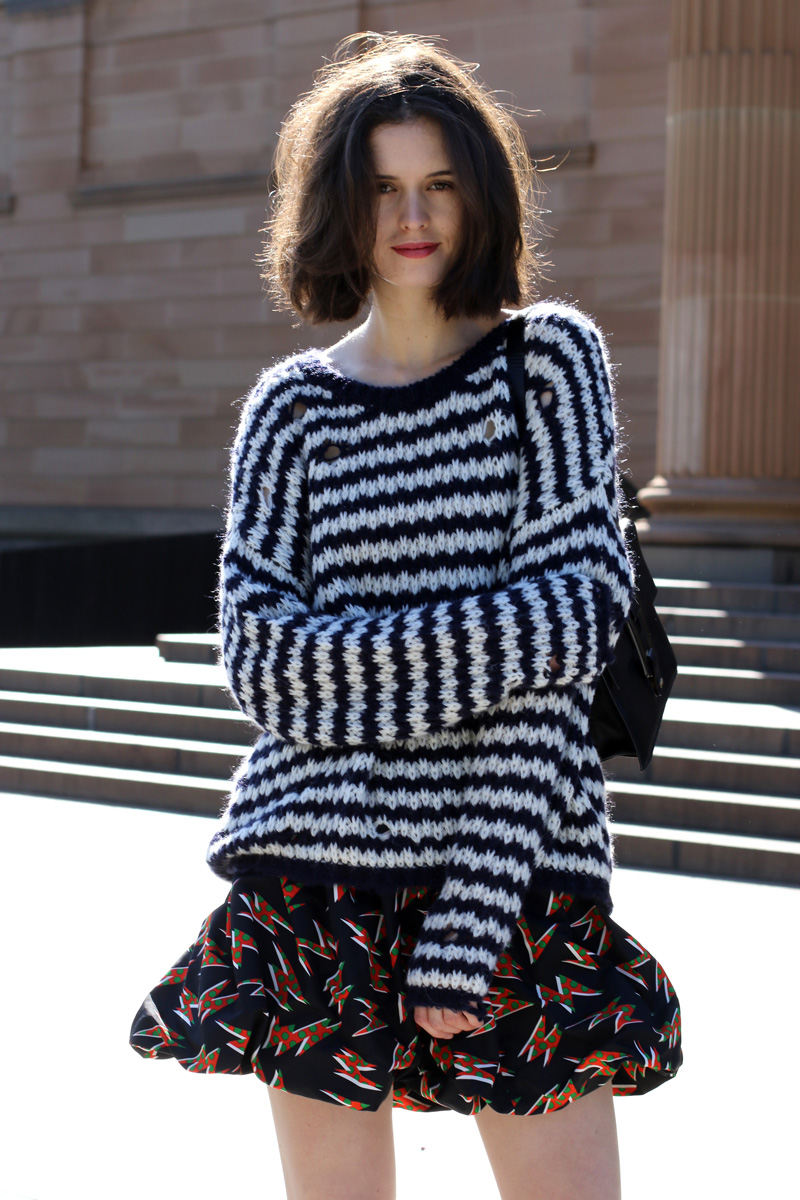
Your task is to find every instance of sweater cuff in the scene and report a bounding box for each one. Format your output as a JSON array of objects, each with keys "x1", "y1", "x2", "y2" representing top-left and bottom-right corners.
[{"x1": 404, "y1": 985, "x2": 490, "y2": 1023}]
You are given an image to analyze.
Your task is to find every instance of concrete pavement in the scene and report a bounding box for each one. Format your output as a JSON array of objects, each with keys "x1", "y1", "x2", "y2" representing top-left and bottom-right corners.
[{"x1": 2, "y1": 792, "x2": 796, "y2": 1199}]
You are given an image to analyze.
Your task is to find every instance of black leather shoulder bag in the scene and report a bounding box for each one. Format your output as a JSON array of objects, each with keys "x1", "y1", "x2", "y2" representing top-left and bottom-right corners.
[{"x1": 506, "y1": 314, "x2": 677, "y2": 770}]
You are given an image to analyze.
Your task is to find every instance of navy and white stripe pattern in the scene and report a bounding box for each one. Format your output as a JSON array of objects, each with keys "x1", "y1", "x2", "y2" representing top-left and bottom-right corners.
[{"x1": 207, "y1": 302, "x2": 635, "y2": 1012}]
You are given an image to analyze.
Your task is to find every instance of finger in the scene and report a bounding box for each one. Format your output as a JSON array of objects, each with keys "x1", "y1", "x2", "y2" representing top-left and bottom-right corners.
[{"x1": 413, "y1": 1007, "x2": 453, "y2": 1039}]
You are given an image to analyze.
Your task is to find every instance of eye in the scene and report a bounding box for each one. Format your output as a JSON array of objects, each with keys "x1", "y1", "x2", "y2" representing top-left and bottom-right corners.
[
  {"x1": 376, "y1": 181, "x2": 395, "y2": 194},
  {"x1": 429, "y1": 179, "x2": 454, "y2": 191}
]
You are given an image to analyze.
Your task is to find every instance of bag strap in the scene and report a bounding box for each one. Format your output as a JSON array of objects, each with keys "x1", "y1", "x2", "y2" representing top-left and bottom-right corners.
[{"x1": 506, "y1": 313, "x2": 527, "y2": 420}]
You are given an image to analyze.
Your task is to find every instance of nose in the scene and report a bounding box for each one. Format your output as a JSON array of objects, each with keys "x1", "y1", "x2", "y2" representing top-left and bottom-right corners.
[{"x1": 399, "y1": 189, "x2": 429, "y2": 231}]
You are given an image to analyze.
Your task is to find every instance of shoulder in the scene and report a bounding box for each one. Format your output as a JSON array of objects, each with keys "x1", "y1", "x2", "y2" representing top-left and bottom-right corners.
[
  {"x1": 518, "y1": 299, "x2": 606, "y2": 338},
  {"x1": 241, "y1": 347, "x2": 333, "y2": 415},
  {"x1": 232, "y1": 347, "x2": 337, "y2": 445},
  {"x1": 515, "y1": 300, "x2": 615, "y2": 400}
]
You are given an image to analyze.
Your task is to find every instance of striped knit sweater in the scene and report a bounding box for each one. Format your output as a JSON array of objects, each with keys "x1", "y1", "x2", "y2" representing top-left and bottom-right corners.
[{"x1": 206, "y1": 301, "x2": 635, "y2": 1014}]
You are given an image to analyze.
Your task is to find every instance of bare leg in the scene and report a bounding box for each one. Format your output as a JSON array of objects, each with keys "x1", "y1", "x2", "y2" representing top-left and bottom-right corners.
[
  {"x1": 475, "y1": 1082, "x2": 622, "y2": 1200},
  {"x1": 268, "y1": 1086, "x2": 396, "y2": 1200}
]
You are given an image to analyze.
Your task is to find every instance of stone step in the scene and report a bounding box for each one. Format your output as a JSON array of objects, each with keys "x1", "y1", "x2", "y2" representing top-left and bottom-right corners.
[
  {"x1": 0, "y1": 754, "x2": 226, "y2": 815},
  {"x1": 0, "y1": 688, "x2": 252, "y2": 741},
  {"x1": 156, "y1": 632, "x2": 219, "y2": 666},
  {"x1": 654, "y1": 579, "x2": 800, "y2": 614},
  {"x1": 607, "y1": 780, "x2": 800, "y2": 840},
  {"x1": 612, "y1": 821, "x2": 800, "y2": 887},
  {"x1": 0, "y1": 659, "x2": 231, "y2": 711},
  {"x1": 0, "y1": 721, "x2": 248, "y2": 777},
  {"x1": 658, "y1": 607, "x2": 800, "y2": 641},
  {"x1": 658, "y1": 698, "x2": 800, "y2": 757},
  {"x1": 672, "y1": 665, "x2": 800, "y2": 705},
  {"x1": 671, "y1": 636, "x2": 800, "y2": 673},
  {"x1": 2, "y1": 688, "x2": 794, "y2": 764},
  {"x1": 608, "y1": 744, "x2": 800, "y2": 798}
]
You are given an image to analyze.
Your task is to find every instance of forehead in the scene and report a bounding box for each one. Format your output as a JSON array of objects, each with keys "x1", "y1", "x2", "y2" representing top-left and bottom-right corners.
[{"x1": 369, "y1": 118, "x2": 450, "y2": 171}]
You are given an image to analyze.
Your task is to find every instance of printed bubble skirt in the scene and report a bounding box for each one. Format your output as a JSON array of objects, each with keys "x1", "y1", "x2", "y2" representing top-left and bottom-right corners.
[{"x1": 129, "y1": 873, "x2": 682, "y2": 1115}]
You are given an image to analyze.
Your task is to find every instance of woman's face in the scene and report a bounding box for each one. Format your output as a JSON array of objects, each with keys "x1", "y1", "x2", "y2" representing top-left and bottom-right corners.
[{"x1": 368, "y1": 117, "x2": 464, "y2": 295}]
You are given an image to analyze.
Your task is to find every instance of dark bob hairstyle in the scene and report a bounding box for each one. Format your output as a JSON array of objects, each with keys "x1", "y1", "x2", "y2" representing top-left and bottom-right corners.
[{"x1": 259, "y1": 33, "x2": 544, "y2": 323}]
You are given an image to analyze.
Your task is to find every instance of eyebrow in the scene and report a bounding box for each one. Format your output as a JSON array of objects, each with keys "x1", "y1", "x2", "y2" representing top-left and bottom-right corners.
[{"x1": 374, "y1": 169, "x2": 454, "y2": 180}]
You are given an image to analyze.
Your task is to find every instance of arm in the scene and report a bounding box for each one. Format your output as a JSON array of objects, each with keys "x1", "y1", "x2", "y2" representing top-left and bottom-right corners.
[
  {"x1": 404, "y1": 307, "x2": 636, "y2": 1014},
  {"x1": 220, "y1": 330, "x2": 628, "y2": 748}
]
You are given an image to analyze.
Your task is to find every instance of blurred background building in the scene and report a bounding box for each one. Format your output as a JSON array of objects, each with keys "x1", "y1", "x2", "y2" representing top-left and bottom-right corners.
[{"x1": 1, "y1": 0, "x2": 798, "y2": 643}]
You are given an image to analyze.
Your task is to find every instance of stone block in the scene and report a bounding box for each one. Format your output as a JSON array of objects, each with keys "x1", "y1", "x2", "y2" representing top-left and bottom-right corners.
[
  {"x1": 549, "y1": 171, "x2": 666, "y2": 214},
  {"x1": 89, "y1": 63, "x2": 183, "y2": 99},
  {"x1": 180, "y1": 358, "x2": 264, "y2": 389},
  {"x1": 111, "y1": 28, "x2": 225, "y2": 70},
  {"x1": 10, "y1": 190, "x2": 72, "y2": 219},
  {"x1": 183, "y1": 53, "x2": 269, "y2": 88},
  {"x1": 80, "y1": 300, "x2": 170, "y2": 334},
  {"x1": 547, "y1": 210, "x2": 613, "y2": 246},
  {"x1": 166, "y1": 294, "x2": 264, "y2": 329},
  {"x1": 610, "y1": 207, "x2": 665, "y2": 241},
  {"x1": 10, "y1": 42, "x2": 82, "y2": 81},
  {"x1": 176, "y1": 234, "x2": 260, "y2": 270},
  {"x1": 90, "y1": 241, "x2": 182, "y2": 275},
  {"x1": 600, "y1": 306, "x2": 661, "y2": 344},
  {"x1": 10, "y1": 9, "x2": 84, "y2": 53},
  {"x1": 180, "y1": 418, "x2": 238, "y2": 448},
  {"x1": 123, "y1": 207, "x2": 248, "y2": 244},
  {"x1": 215, "y1": 326, "x2": 274, "y2": 358},
  {"x1": 274, "y1": 7, "x2": 359, "y2": 48},
  {"x1": 0, "y1": 475, "x2": 88, "y2": 505},
  {"x1": 88, "y1": 120, "x2": 180, "y2": 162},
  {"x1": 12, "y1": 98, "x2": 83, "y2": 138},
  {"x1": 13, "y1": 128, "x2": 81, "y2": 163},
  {"x1": 592, "y1": 32, "x2": 669, "y2": 73},
  {"x1": 7, "y1": 419, "x2": 84, "y2": 448},
  {"x1": 86, "y1": 419, "x2": 181, "y2": 447},
  {"x1": 174, "y1": 477, "x2": 225, "y2": 508},
  {"x1": 0, "y1": 448, "x2": 34, "y2": 476},
  {"x1": 594, "y1": 136, "x2": 668, "y2": 177},
  {"x1": 12, "y1": 72, "x2": 81, "y2": 108},
  {"x1": 3, "y1": 247, "x2": 90, "y2": 278},
  {"x1": 612, "y1": 342, "x2": 659, "y2": 380},
  {"x1": 592, "y1": 1, "x2": 671, "y2": 41},
  {"x1": 79, "y1": 358, "x2": 182, "y2": 392},
  {"x1": 591, "y1": 103, "x2": 667, "y2": 141},
  {"x1": 86, "y1": 476, "x2": 177, "y2": 506},
  {"x1": 593, "y1": 66, "x2": 668, "y2": 108},
  {"x1": 179, "y1": 111, "x2": 269, "y2": 155},
  {"x1": 214, "y1": 266, "x2": 261, "y2": 296}
]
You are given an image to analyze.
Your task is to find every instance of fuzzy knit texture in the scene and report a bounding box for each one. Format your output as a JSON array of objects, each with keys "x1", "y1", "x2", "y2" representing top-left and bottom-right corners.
[{"x1": 207, "y1": 301, "x2": 636, "y2": 1015}]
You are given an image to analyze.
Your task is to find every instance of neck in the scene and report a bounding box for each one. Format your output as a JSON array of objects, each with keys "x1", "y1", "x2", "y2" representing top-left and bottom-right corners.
[{"x1": 340, "y1": 285, "x2": 505, "y2": 386}]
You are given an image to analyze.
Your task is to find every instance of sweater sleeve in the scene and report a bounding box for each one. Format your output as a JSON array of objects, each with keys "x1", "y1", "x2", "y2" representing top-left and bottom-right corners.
[
  {"x1": 403, "y1": 306, "x2": 635, "y2": 1015},
  {"x1": 220, "y1": 328, "x2": 629, "y2": 749}
]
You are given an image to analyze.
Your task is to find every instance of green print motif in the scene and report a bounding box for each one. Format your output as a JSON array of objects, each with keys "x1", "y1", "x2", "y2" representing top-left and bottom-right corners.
[{"x1": 129, "y1": 879, "x2": 682, "y2": 1116}]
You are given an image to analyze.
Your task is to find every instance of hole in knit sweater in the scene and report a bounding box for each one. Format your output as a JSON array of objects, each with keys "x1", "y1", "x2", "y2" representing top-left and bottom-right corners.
[
  {"x1": 323, "y1": 443, "x2": 341, "y2": 460},
  {"x1": 540, "y1": 388, "x2": 554, "y2": 407},
  {"x1": 483, "y1": 417, "x2": 496, "y2": 441},
  {"x1": 261, "y1": 484, "x2": 271, "y2": 505},
  {"x1": 443, "y1": 928, "x2": 458, "y2": 943},
  {"x1": 292, "y1": 401, "x2": 307, "y2": 419}
]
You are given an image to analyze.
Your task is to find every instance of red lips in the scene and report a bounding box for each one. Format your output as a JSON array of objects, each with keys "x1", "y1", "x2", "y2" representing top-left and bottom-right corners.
[{"x1": 391, "y1": 242, "x2": 440, "y2": 258}]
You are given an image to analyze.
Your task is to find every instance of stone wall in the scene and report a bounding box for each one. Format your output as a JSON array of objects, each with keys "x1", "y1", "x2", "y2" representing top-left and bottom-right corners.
[{"x1": 0, "y1": 0, "x2": 671, "y2": 536}]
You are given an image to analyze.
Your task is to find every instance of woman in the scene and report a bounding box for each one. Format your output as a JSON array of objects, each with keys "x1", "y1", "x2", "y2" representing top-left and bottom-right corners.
[{"x1": 131, "y1": 33, "x2": 681, "y2": 1200}]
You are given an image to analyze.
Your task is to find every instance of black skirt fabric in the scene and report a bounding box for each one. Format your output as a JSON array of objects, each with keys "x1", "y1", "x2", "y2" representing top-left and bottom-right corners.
[{"x1": 130, "y1": 874, "x2": 682, "y2": 1115}]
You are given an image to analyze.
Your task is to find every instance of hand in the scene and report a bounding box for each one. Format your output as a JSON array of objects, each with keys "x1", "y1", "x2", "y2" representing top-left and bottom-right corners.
[{"x1": 413, "y1": 1005, "x2": 483, "y2": 1039}]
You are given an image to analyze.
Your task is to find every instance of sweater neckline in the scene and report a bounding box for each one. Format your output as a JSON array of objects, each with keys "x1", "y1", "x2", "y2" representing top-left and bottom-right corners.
[{"x1": 303, "y1": 312, "x2": 519, "y2": 410}]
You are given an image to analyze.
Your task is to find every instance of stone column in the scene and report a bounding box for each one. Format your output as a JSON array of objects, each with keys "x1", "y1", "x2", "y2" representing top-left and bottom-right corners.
[{"x1": 640, "y1": 0, "x2": 800, "y2": 547}]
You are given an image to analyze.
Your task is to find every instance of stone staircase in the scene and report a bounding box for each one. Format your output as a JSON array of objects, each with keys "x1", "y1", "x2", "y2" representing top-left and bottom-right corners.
[{"x1": 0, "y1": 577, "x2": 798, "y2": 885}]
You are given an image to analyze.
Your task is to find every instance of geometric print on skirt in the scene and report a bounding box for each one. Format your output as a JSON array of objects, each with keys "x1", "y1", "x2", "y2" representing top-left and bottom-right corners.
[{"x1": 129, "y1": 874, "x2": 682, "y2": 1116}]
